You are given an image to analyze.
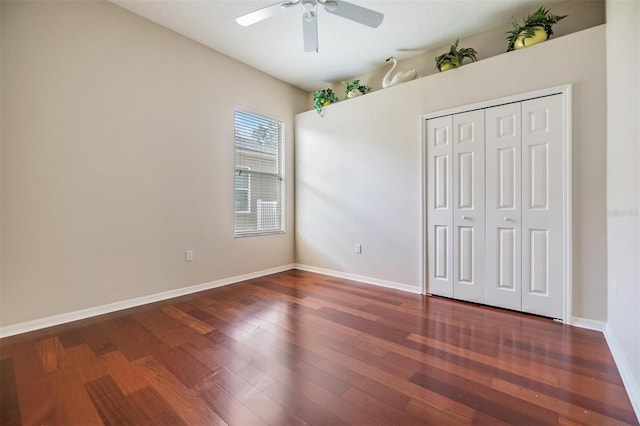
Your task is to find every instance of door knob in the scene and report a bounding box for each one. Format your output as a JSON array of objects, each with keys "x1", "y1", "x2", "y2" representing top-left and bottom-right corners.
[
  {"x1": 462, "y1": 215, "x2": 470, "y2": 220},
  {"x1": 504, "y1": 217, "x2": 513, "y2": 222}
]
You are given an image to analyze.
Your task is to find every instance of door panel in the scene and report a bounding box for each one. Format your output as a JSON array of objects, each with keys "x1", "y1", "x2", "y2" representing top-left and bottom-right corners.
[
  {"x1": 452, "y1": 110, "x2": 485, "y2": 303},
  {"x1": 458, "y1": 152, "x2": 474, "y2": 209},
  {"x1": 528, "y1": 229, "x2": 549, "y2": 295},
  {"x1": 434, "y1": 225, "x2": 449, "y2": 280},
  {"x1": 529, "y1": 144, "x2": 549, "y2": 209},
  {"x1": 498, "y1": 228, "x2": 516, "y2": 289},
  {"x1": 485, "y1": 103, "x2": 522, "y2": 311},
  {"x1": 498, "y1": 147, "x2": 516, "y2": 209},
  {"x1": 521, "y1": 94, "x2": 564, "y2": 318},
  {"x1": 434, "y1": 155, "x2": 449, "y2": 209},
  {"x1": 426, "y1": 116, "x2": 453, "y2": 297},
  {"x1": 458, "y1": 226, "x2": 474, "y2": 283}
]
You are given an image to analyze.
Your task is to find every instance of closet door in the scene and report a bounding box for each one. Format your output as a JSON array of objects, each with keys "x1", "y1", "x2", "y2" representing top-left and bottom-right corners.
[
  {"x1": 521, "y1": 94, "x2": 564, "y2": 319},
  {"x1": 452, "y1": 110, "x2": 485, "y2": 303},
  {"x1": 485, "y1": 103, "x2": 522, "y2": 311},
  {"x1": 426, "y1": 115, "x2": 453, "y2": 297}
]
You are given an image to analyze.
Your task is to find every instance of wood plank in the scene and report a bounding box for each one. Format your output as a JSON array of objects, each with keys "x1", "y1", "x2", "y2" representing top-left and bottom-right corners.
[
  {"x1": 57, "y1": 328, "x2": 87, "y2": 349},
  {"x1": 196, "y1": 375, "x2": 268, "y2": 426},
  {"x1": 134, "y1": 308, "x2": 185, "y2": 336},
  {"x1": 132, "y1": 355, "x2": 227, "y2": 425},
  {"x1": 1, "y1": 358, "x2": 22, "y2": 425},
  {"x1": 161, "y1": 305, "x2": 215, "y2": 334},
  {"x1": 35, "y1": 336, "x2": 68, "y2": 373},
  {"x1": 210, "y1": 367, "x2": 307, "y2": 426},
  {"x1": 262, "y1": 382, "x2": 349, "y2": 426},
  {"x1": 492, "y1": 378, "x2": 634, "y2": 426},
  {"x1": 255, "y1": 316, "x2": 478, "y2": 421},
  {"x1": 128, "y1": 385, "x2": 186, "y2": 426},
  {"x1": 341, "y1": 385, "x2": 423, "y2": 425},
  {"x1": 85, "y1": 375, "x2": 151, "y2": 425},
  {"x1": 405, "y1": 332, "x2": 561, "y2": 386},
  {"x1": 124, "y1": 322, "x2": 214, "y2": 388},
  {"x1": 79, "y1": 322, "x2": 118, "y2": 356},
  {"x1": 409, "y1": 371, "x2": 559, "y2": 424},
  {"x1": 402, "y1": 397, "x2": 474, "y2": 425},
  {"x1": 10, "y1": 341, "x2": 61, "y2": 425},
  {"x1": 199, "y1": 322, "x2": 385, "y2": 425},
  {"x1": 100, "y1": 350, "x2": 149, "y2": 395},
  {"x1": 183, "y1": 342, "x2": 277, "y2": 393},
  {"x1": 156, "y1": 326, "x2": 205, "y2": 348},
  {"x1": 104, "y1": 319, "x2": 152, "y2": 361},
  {"x1": 48, "y1": 368, "x2": 104, "y2": 425},
  {"x1": 64, "y1": 343, "x2": 109, "y2": 384},
  {"x1": 246, "y1": 330, "x2": 352, "y2": 395},
  {"x1": 315, "y1": 358, "x2": 411, "y2": 410}
]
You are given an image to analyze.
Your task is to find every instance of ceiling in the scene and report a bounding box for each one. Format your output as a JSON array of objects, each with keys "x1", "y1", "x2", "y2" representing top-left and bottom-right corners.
[{"x1": 109, "y1": 0, "x2": 562, "y2": 91}]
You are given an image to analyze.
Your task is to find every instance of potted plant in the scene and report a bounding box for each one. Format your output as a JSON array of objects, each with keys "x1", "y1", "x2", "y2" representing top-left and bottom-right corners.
[
  {"x1": 434, "y1": 39, "x2": 478, "y2": 72},
  {"x1": 313, "y1": 88, "x2": 339, "y2": 116},
  {"x1": 343, "y1": 80, "x2": 372, "y2": 99},
  {"x1": 506, "y1": 6, "x2": 567, "y2": 51}
]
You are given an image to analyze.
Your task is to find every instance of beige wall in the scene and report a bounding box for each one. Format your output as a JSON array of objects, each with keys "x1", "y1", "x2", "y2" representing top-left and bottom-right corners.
[
  {"x1": 316, "y1": 0, "x2": 604, "y2": 101},
  {"x1": 0, "y1": 0, "x2": 307, "y2": 326},
  {"x1": 606, "y1": 0, "x2": 640, "y2": 412},
  {"x1": 296, "y1": 26, "x2": 607, "y2": 321}
]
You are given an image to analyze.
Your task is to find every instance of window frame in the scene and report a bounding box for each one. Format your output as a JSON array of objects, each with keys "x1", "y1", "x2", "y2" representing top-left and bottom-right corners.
[{"x1": 233, "y1": 109, "x2": 285, "y2": 237}]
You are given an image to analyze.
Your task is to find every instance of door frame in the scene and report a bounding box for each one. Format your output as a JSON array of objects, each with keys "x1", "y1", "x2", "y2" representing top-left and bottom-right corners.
[{"x1": 421, "y1": 84, "x2": 573, "y2": 323}]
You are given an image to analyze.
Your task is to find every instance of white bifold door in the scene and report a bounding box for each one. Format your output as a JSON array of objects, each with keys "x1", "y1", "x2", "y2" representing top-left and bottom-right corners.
[
  {"x1": 426, "y1": 115, "x2": 454, "y2": 298},
  {"x1": 427, "y1": 93, "x2": 566, "y2": 319},
  {"x1": 453, "y1": 111, "x2": 485, "y2": 303},
  {"x1": 521, "y1": 95, "x2": 564, "y2": 318},
  {"x1": 426, "y1": 110, "x2": 485, "y2": 304},
  {"x1": 485, "y1": 103, "x2": 522, "y2": 311}
]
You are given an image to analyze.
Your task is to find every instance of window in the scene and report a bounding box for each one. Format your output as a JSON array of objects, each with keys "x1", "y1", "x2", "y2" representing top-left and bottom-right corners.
[{"x1": 234, "y1": 109, "x2": 285, "y2": 236}]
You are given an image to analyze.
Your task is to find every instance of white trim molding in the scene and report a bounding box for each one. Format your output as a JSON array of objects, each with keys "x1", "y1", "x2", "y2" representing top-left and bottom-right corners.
[
  {"x1": 0, "y1": 264, "x2": 296, "y2": 338},
  {"x1": 605, "y1": 325, "x2": 640, "y2": 420},
  {"x1": 295, "y1": 264, "x2": 422, "y2": 294},
  {"x1": 570, "y1": 316, "x2": 606, "y2": 332}
]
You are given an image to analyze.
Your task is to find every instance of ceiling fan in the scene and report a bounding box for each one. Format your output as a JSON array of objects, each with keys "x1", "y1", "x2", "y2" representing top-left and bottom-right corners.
[{"x1": 236, "y1": 0, "x2": 384, "y2": 53}]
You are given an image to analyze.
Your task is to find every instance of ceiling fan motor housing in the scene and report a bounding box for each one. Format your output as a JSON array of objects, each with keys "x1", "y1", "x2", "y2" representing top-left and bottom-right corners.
[{"x1": 302, "y1": 0, "x2": 316, "y2": 21}]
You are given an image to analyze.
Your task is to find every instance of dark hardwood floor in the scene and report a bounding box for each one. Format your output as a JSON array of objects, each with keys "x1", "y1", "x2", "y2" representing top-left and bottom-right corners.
[{"x1": 1, "y1": 269, "x2": 637, "y2": 425}]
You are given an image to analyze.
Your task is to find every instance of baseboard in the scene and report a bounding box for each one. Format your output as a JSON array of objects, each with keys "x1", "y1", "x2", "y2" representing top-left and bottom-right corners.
[
  {"x1": 294, "y1": 263, "x2": 422, "y2": 294},
  {"x1": 0, "y1": 264, "x2": 296, "y2": 338},
  {"x1": 604, "y1": 325, "x2": 640, "y2": 420},
  {"x1": 570, "y1": 316, "x2": 607, "y2": 331}
]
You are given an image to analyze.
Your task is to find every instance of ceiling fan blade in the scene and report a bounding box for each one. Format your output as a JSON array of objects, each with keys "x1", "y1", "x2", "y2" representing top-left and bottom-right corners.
[
  {"x1": 324, "y1": 0, "x2": 383, "y2": 28},
  {"x1": 236, "y1": 1, "x2": 297, "y2": 26},
  {"x1": 302, "y1": 10, "x2": 318, "y2": 52}
]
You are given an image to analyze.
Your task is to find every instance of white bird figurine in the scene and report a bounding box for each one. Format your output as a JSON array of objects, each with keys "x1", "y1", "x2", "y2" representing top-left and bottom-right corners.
[{"x1": 382, "y1": 57, "x2": 417, "y2": 89}]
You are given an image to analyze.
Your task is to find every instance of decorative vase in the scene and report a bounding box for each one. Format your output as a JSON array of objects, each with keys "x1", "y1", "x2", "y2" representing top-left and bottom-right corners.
[
  {"x1": 438, "y1": 58, "x2": 460, "y2": 72},
  {"x1": 513, "y1": 26, "x2": 548, "y2": 49}
]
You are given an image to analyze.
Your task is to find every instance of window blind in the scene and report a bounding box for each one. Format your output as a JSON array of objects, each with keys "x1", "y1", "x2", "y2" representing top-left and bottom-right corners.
[{"x1": 234, "y1": 109, "x2": 285, "y2": 236}]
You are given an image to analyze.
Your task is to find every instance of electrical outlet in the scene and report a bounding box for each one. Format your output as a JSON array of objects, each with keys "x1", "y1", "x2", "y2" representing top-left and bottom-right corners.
[
  {"x1": 355, "y1": 244, "x2": 362, "y2": 254},
  {"x1": 185, "y1": 250, "x2": 193, "y2": 262}
]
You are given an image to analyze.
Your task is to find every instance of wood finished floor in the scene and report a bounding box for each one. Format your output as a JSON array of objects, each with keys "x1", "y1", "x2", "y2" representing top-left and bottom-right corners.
[{"x1": 1, "y1": 269, "x2": 637, "y2": 426}]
